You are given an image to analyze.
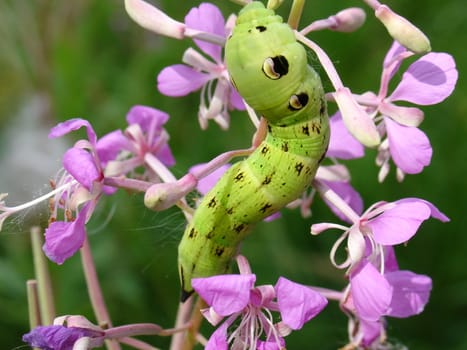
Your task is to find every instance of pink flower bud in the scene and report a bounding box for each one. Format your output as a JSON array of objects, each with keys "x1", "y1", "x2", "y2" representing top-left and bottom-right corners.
[
  {"x1": 331, "y1": 8, "x2": 366, "y2": 32},
  {"x1": 125, "y1": 0, "x2": 185, "y2": 39}
]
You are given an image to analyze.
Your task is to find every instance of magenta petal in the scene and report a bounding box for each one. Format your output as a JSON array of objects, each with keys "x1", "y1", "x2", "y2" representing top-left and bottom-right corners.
[
  {"x1": 49, "y1": 118, "x2": 97, "y2": 146},
  {"x1": 390, "y1": 52, "x2": 458, "y2": 105},
  {"x1": 327, "y1": 112, "x2": 365, "y2": 159},
  {"x1": 23, "y1": 325, "x2": 103, "y2": 350},
  {"x1": 63, "y1": 147, "x2": 101, "y2": 192},
  {"x1": 229, "y1": 87, "x2": 246, "y2": 110},
  {"x1": 157, "y1": 64, "x2": 210, "y2": 96},
  {"x1": 385, "y1": 270, "x2": 432, "y2": 318},
  {"x1": 156, "y1": 143, "x2": 176, "y2": 167},
  {"x1": 368, "y1": 200, "x2": 431, "y2": 245},
  {"x1": 43, "y1": 204, "x2": 90, "y2": 264},
  {"x1": 126, "y1": 105, "x2": 169, "y2": 131},
  {"x1": 257, "y1": 338, "x2": 285, "y2": 350},
  {"x1": 385, "y1": 117, "x2": 432, "y2": 174},
  {"x1": 205, "y1": 322, "x2": 229, "y2": 350},
  {"x1": 350, "y1": 262, "x2": 392, "y2": 321},
  {"x1": 384, "y1": 246, "x2": 399, "y2": 272},
  {"x1": 395, "y1": 198, "x2": 450, "y2": 222},
  {"x1": 192, "y1": 274, "x2": 255, "y2": 316},
  {"x1": 185, "y1": 3, "x2": 225, "y2": 61},
  {"x1": 275, "y1": 277, "x2": 327, "y2": 330},
  {"x1": 359, "y1": 319, "x2": 384, "y2": 347},
  {"x1": 96, "y1": 130, "x2": 129, "y2": 166}
]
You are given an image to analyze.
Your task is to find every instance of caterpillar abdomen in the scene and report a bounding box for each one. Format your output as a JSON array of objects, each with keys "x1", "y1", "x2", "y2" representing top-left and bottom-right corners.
[{"x1": 178, "y1": 1, "x2": 329, "y2": 300}]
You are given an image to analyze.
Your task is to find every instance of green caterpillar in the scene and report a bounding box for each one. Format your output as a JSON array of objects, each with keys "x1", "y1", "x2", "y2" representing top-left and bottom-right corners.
[{"x1": 178, "y1": 1, "x2": 329, "y2": 301}]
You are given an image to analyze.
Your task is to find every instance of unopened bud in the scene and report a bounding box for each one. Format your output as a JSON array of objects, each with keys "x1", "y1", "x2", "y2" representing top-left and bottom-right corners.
[
  {"x1": 375, "y1": 5, "x2": 431, "y2": 54},
  {"x1": 144, "y1": 174, "x2": 196, "y2": 211},
  {"x1": 331, "y1": 7, "x2": 366, "y2": 32},
  {"x1": 125, "y1": 0, "x2": 185, "y2": 39}
]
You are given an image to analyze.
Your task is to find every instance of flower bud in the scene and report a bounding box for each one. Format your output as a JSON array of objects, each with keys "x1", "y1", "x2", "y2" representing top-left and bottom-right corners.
[
  {"x1": 331, "y1": 7, "x2": 366, "y2": 32},
  {"x1": 375, "y1": 5, "x2": 431, "y2": 54},
  {"x1": 125, "y1": 0, "x2": 185, "y2": 39}
]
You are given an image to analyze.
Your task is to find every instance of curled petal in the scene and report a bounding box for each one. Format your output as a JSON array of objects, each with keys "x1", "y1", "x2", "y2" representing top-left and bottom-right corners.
[
  {"x1": 275, "y1": 277, "x2": 327, "y2": 330},
  {"x1": 383, "y1": 41, "x2": 407, "y2": 72},
  {"x1": 350, "y1": 262, "x2": 392, "y2": 321},
  {"x1": 367, "y1": 199, "x2": 432, "y2": 245},
  {"x1": 23, "y1": 325, "x2": 103, "y2": 350},
  {"x1": 192, "y1": 274, "x2": 256, "y2": 316},
  {"x1": 333, "y1": 88, "x2": 380, "y2": 147},
  {"x1": 385, "y1": 117, "x2": 432, "y2": 174},
  {"x1": 63, "y1": 147, "x2": 101, "y2": 192},
  {"x1": 327, "y1": 112, "x2": 365, "y2": 159},
  {"x1": 43, "y1": 203, "x2": 91, "y2": 264},
  {"x1": 157, "y1": 64, "x2": 210, "y2": 96},
  {"x1": 385, "y1": 270, "x2": 432, "y2": 318},
  {"x1": 185, "y1": 3, "x2": 225, "y2": 61},
  {"x1": 124, "y1": 0, "x2": 185, "y2": 39},
  {"x1": 390, "y1": 52, "x2": 458, "y2": 105},
  {"x1": 49, "y1": 118, "x2": 97, "y2": 146}
]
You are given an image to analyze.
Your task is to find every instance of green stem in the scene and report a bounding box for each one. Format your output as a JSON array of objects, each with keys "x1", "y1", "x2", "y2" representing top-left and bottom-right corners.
[
  {"x1": 30, "y1": 226, "x2": 55, "y2": 325},
  {"x1": 26, "y1": 280, "x2": 41, "y2": 328},
  {"x1": 288, "y1": 0, "x2": 305, "y2": 30}
]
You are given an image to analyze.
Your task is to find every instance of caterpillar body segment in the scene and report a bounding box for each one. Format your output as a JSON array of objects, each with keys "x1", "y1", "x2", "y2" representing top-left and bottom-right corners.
[{"x1": 178, "y1": 1, "x2": 330, "y2": 300}]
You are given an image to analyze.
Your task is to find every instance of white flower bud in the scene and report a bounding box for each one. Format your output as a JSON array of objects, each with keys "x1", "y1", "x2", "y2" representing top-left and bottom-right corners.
[{"x1": 375, "y1": 5, "x2": 431, "y2": 54}]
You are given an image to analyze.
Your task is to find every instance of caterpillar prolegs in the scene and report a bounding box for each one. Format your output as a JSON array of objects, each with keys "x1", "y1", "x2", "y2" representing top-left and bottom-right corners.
[{"x1": 178, "y1": 1, "x2": 329, "y2": 301}]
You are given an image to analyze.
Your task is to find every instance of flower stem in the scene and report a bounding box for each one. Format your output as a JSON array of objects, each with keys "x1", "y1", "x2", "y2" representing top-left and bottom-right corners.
[
  {"x1": 30, "y1": 226, "x2": 55, "y2": 325},
  {"x1": 181, "y1": 297, "x2": 207, "y2": 350},
  {"x1": 80, "y1": 235, "x2": 121, "y2": 350},
  {"x1": 103, "y1": 177, "x2": 152, "y2": 192},
  {"x1": 312, "y1": 179, "x2": 360, "y2": 223},
  {"x1": 170, "y1": 299, "x2": 193, "y2": 350},
  {"x1": 26, "y1": 280, "x2": 41, "y2": 329}
]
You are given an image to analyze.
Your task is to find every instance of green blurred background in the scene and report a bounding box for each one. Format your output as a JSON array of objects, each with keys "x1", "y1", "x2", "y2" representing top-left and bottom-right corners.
[{"x1": 0, "y1": 0, "x2": 465, "y2": 349}]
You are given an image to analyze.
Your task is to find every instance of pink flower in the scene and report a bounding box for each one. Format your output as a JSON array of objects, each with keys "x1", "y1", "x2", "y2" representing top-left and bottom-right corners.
[
  {"x1": 356, "y1": 41, "x2": 457, "y2": 181},
  {"x1": 312, "y1": 197, "x2": 448, "y2": 271},
  {"x1": 44, "y1": 106, "x2": 175, "y2": 263},
  {"x1": 344, "y1": 255, "x2": 432, "y2": 348},
  {"x1": 157, "y1": 3, "x2": 244, "y2": 130},
  {"x1": 192, "y1": 268, "x2": 327, "y2": 349}
]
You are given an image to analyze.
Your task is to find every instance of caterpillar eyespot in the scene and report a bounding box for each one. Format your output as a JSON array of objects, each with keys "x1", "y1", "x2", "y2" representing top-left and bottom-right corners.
[
  {"x1": 178, "y1": 1, "x2": 330, "y2": 301},
  {"x1": 262, "y1": 56, "x2": 289, "y2": 79}
]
